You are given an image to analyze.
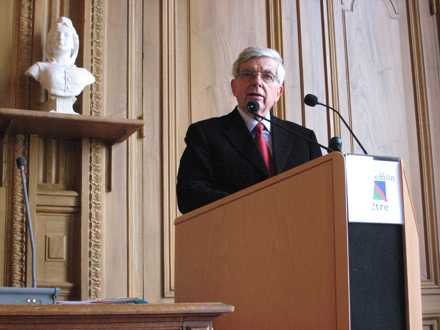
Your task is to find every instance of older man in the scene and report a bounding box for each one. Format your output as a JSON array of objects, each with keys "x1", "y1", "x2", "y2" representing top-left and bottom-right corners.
[{"x1": 177, "y1": 46, "x2": 322, "y2": 214}]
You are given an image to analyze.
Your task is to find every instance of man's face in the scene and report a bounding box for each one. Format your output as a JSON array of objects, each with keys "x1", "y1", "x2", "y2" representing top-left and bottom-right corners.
[{"x1": 231, "y1": 56, "x2": 283, "y2": 118}]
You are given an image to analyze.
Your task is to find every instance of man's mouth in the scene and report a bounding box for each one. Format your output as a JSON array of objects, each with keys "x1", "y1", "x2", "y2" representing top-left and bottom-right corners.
[{"x1": 248, "y1": 93, "x2": 264, "y2": 99}]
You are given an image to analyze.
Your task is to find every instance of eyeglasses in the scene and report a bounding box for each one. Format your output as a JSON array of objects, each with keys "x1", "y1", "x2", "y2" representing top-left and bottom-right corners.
[{"x1": 237, "y1": 69, "x2": 278, "y2": 83}]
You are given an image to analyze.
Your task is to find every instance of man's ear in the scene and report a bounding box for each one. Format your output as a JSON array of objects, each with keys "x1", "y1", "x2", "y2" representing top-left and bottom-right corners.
[
  {"x1": 230, "y1": 79, "x2": 237, "y2": 97},
  {"x1": 275, "y1": 85, "x2": 284, "y2": 102}
]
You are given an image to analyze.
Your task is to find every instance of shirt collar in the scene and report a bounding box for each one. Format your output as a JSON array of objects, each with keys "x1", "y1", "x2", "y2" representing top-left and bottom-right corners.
[{"x1": 237, "y1": 105, "x2": 271, "y2": 133}]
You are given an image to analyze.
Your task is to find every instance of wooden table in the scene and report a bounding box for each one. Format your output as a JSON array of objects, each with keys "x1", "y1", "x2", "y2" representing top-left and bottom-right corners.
[{"x1": 0, "y1": 302, "x2": 234, "y2": 329}]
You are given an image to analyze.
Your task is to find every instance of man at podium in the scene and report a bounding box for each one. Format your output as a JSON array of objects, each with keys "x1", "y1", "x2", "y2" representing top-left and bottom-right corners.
[{"x1": 177, "y1": 46, "x2": 322, "y2": 214}]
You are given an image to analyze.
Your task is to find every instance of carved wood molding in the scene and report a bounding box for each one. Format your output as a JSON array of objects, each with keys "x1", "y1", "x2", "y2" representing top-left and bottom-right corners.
[
  {"x1": 88, "y1": 0, "x2": 104, "y2": 299},
  {"x1": 15, "y1": 0, "x2": 33, "y2": 110},
  {"x1": 91, "y1": 0, "x2": 104, "y2": 117},
  {"x1": 11, "y1": 135, "x2": 28, "y2": 287},
  {"x1": 424, "y1": 314, "x2": 440, "y2": 330},
  {"x1": 341, "y1": 0, "x2": 399, "y2": 19},
  {"x1": 430, "y1": 0, "x2": 437, "y2": 16},
  {"x1": 10, "y1": 0, "x2": 34, "y2": 287},
  {"x1": 406, "y1": 0, "x2": 440, "y2": 291},
  {"x1": 266, "y1": 0, "x2": 285, "y2": 119},
  {"x1": 162, "y1": 0, "x2": 178, "y2": 299},
  {"x1": 89, "y1": 140, "x2": 103, "y2": 299},
  {"x1": 325, "y1": 0, "x2": 342, "y2": 137}
]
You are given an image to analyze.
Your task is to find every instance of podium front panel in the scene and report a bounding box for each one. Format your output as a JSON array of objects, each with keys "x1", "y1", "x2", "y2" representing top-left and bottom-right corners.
[{"x1": 175, "y1": 153, "x2": 349, "y2": 329}]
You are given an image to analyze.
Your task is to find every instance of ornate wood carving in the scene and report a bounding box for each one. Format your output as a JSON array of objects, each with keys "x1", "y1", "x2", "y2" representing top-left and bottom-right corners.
[
  {"x1": 89, "y1": 140, "x2": 103, "y2": 299},
  {"x1": 91, "y1": 0, "x2": 104, "y2": 117},
  {"x1": 88, "y1": 0, "x2": 104, "y2": 300},
  {"x1": 10, "y1": 0, "x2": 34, "y2": 287},
  {"x1": 11, "y1": 135, "x2": 28, "y2": 287},
  {"x1": 15, "y1": 0, "x2": 33, "y2": 110}
]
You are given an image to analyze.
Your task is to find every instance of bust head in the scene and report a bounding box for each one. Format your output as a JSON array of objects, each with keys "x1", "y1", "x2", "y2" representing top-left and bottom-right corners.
[{"x1": 45, "y1": 17, "x2": 79, "y2": 65}]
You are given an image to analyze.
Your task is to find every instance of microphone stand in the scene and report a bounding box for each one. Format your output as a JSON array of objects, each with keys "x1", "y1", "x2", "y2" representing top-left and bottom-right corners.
[
  {"x1": 0, "y1": 157, "x2": 61, "y2": 304},
  {"x1": 249, "y1": 110, "x2": 334, "y2": 154},
  {"x1": 317, "y1": 101, "x2": 368, "y2": 155},
  {"x1": 19, "y1": 166, "x2": 37, "y2": 288}
]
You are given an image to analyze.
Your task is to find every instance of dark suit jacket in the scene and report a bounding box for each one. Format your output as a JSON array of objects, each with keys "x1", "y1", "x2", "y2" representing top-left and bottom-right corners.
[{"x1": 176, "y1": 108, "x2": 322, "y2": 213}]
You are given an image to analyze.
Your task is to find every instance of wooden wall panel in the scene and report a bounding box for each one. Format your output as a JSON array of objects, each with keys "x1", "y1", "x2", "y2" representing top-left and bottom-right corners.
[
  {"x1": 1, "y1": 0, "x2": 440, "y2": 324},
  {"x1": 417, "y1": 0, "x2": 440, "y2": 325},
  {"x1": 188, "y1": 0, "x2": 268, "y2": 122},
  {"x1": 342, "y1": 0, "x2": 425, "y2": 222},
  {"x1": 100, "y1": 0, "x2": 129, "y2": 300},
  {"x1": 99, "y1": 0, "x2": 144, "y2": 300},
  {"x1": 163, "y1": 0, "x2": 270, "y2": 298},
  {"x1": 0, "y1": 0, "x2": 15, "y2": 109},
  {"x1": 142, "y1": 0, "x2": 171, "y2": 303},
  {"x1": 294, "y1": 1, "x2": 330, "y2": 144},
  {"x1": 166, "y1": 0, "x2": 440, "y2": 324},
  {"x1": 328, "y1": 0, "x2": 440, "y2": 324}
]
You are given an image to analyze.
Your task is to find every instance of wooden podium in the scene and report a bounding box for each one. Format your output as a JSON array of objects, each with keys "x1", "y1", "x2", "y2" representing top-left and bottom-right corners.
[{"x1": 174, "y1": 152, "x2": 422, "y2": 329}]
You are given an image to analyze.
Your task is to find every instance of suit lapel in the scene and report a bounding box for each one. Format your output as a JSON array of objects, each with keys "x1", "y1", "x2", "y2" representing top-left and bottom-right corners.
[
  {"x1": 224, "y1": 109, "x2": 269, "y2": 175},
  {"x1": 271, "y1": 115, "x2": 294, "y2": 173}
]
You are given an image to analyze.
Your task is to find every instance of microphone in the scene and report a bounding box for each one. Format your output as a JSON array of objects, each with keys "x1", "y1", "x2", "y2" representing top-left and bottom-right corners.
[
  {"x1": 246, "y1": 101, "x2": 334, "y2": 153},
  {"x1": 304, "y1": 94, "x2": 319, "y2": 107},
  {"x1": 247, "y1": 100, "x2": 260, "y2": 113},
  {"x1": 16, "y1": 156, "x2": 37, "y2": 288},
  {"x1": 0, "y1": 157, "x2": 60, "y2": 304},
  {"x1": 329, "y1": 136, "x2": 342, "y2": 152},
  {"x1": 16, "y1": 156, "x2": 26, "y2": 171},
  {"x1": 304, "y1": 94, "x2": 368, "y2": 155}
]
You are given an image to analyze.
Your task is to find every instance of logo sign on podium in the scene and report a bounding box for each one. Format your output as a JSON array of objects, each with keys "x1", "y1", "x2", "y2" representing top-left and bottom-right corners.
[{"x1": 345, "y1": 154, "x2": 403, "y2": 224}]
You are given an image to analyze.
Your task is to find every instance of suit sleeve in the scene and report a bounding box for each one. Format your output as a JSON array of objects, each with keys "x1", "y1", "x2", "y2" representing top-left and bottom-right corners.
[{"x1": 176, "y1": 123, "x2": 229, "y2": 214}]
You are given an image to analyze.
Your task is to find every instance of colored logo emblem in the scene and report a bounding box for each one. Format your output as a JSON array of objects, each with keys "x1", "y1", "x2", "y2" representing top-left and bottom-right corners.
[{"x1": 373, "y1": 181, "x2": 388, "y2": 202}]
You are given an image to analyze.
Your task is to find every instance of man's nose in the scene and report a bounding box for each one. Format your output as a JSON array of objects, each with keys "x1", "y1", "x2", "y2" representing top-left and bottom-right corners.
[{"x1": 251, "y1": 73, "x2": 264, "y2": 85}]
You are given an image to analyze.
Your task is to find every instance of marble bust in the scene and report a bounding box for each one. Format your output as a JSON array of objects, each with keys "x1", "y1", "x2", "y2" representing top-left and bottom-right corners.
[{"x1": 26, "y1": 17, "x2": 95, "y2": 115}]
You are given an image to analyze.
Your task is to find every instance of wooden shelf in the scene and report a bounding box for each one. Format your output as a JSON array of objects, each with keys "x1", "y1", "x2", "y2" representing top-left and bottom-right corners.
[{"x1": 0, "y1": 108, "x2": 144, "y2": 145}]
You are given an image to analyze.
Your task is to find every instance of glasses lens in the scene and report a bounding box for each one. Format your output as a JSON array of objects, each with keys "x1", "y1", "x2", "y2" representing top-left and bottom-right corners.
[
  {"x1": 240, "y1": 70, "x2": 255, "y2": 79},
  {"x1": 239, "y1": 70, "x2": 277, "y2": 83},
  {"x1": 262, "y1": 73, "x2": 274, "y2": 82}
]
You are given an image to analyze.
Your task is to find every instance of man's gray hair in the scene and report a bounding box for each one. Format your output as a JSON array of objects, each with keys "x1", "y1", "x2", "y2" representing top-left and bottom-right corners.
[{"x1": 232, "y1": 46, "x2": 285, "y2": 85}]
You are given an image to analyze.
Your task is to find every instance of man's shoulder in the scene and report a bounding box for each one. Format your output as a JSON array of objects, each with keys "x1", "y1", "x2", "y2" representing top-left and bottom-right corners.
[{"x1": 190, "y1": 109, "x2": 239, "y2": 128}]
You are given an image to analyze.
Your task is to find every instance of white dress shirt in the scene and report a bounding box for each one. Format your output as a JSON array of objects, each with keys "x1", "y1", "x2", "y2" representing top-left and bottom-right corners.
[{"x1": 237, "y1": 106, "x2": 273, "y2": 156}]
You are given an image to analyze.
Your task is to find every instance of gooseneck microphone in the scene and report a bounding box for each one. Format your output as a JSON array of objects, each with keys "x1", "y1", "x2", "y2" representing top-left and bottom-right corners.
[
  {"x1": 246, "y1": 100, "x2": 334, "y2": 153},
  {"x1": 304, "y1": 94, "x2": 368, "y2": 155},
  {"x1": 16, "y1": 156, "x2": 37, "y2": 288},
  {"x1": 0, "y1": 157, "x2": 60, "y2": 304}
]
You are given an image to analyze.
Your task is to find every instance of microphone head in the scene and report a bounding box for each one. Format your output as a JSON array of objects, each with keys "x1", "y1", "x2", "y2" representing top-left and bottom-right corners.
[
  {"x1": 247, "y1": 100, "x2": 260, "y2": 113},
  {"x1": 329, "y1": 136, "x2": 342, "y2": 152},
  {"x1": 304, "y1": 94, "x2": 319, "y2": 107},
  {"x1": 16, "y1": 156, "x2": 26, "y2": 170}
]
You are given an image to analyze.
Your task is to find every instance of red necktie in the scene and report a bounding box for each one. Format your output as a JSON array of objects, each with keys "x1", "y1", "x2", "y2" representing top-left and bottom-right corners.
[{"x1": 254, "y1": 123, "x2": 276, "y2": 176}]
